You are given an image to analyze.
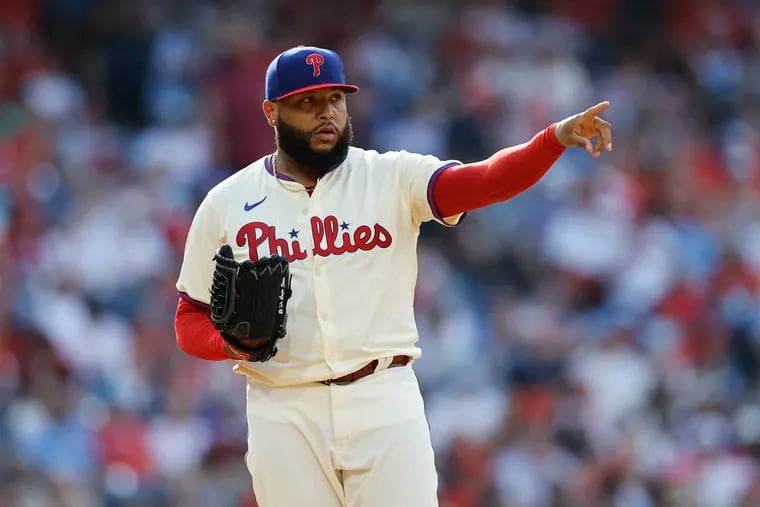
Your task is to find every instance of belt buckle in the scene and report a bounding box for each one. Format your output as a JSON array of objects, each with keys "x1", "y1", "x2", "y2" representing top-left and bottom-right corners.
[{"x1": 320, "y1": 358, "x2": 388, "y2": 386}]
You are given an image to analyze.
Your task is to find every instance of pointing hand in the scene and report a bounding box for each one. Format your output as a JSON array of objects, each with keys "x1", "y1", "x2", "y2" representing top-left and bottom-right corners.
[{"x1": 554, "y1": 101, "x2": 613, "y2": 158}]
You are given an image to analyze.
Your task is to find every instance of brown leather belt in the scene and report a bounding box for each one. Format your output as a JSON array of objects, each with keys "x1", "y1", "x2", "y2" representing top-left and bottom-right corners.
[{"x1": 321, "y1": 355, "x2": 410, "y2": 386}]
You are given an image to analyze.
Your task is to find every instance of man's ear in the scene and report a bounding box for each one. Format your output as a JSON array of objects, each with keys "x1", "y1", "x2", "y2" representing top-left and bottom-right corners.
[{"x1": 262, "y1": 100, "x2": 277, "y2": 126}]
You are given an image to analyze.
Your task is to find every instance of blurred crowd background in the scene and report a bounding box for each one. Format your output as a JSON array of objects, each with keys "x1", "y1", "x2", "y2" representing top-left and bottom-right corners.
[{"x1": 2, "y1": 0, "x2": 760, "y2": 505}]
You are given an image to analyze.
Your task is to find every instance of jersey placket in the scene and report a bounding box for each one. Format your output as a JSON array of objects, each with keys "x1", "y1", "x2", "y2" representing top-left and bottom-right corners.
[{"x1": 305, "y1": 183, "x2": 340, "y2": 372}]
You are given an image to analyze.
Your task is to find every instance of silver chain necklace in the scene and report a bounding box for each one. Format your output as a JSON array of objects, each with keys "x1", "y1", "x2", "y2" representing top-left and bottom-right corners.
[{"x1": 272, "y1": 152, "x2": 314, "y2": 194}]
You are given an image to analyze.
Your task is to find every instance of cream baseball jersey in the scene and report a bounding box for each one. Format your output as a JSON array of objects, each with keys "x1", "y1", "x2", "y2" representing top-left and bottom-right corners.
[{"x1": 176, "y1": 147, "x2": 462, "y2": 387}]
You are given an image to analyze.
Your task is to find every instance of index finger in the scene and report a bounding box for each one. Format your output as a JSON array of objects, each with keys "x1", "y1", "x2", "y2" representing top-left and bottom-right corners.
[{"x1": 582, "y1": 101, "x2": 610, "y2": 119}]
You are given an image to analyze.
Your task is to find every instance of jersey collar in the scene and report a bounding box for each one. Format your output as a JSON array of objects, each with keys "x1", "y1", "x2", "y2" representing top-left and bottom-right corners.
[{"x1": 265, "y1": 152, "x2": 349, "y2": 182}]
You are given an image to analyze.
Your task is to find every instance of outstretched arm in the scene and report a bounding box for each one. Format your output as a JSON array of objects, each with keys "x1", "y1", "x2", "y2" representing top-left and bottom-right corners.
[{"x1": 433, "y1": 102, "x2": 612, "y2": 217}]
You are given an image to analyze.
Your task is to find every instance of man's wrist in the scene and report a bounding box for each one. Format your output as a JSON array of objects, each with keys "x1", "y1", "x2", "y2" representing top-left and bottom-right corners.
[{"x1": 546, "y1": 123, "x2": 567, "y2": 151}]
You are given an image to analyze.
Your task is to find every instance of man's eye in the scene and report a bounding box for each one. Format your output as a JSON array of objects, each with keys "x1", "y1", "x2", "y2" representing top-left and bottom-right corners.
[{"x1": 302, "y1": 97, "x2": 313, "y2": 103}]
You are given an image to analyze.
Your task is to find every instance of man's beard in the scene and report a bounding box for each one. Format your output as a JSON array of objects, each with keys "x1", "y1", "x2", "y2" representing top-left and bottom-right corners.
[{"x1": 275, "y1": 116, "x2": 353, "y2": 173}]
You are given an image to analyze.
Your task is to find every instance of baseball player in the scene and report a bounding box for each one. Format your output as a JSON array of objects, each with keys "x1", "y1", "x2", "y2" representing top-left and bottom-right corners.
[{"x1": 174, "y1": 45, "x2": 612, "y2": 506}]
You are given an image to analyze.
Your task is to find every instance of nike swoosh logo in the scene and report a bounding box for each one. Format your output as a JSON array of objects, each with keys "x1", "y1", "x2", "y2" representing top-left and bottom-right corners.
[{"x1": 244, "y1": 196, "x2": 267, "y2": 211}]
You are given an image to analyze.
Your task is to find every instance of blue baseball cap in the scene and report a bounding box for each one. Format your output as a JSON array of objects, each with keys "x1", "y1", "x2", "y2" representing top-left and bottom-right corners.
[{"x1": 265, "y1": 45, "x2": 359, "y2": 102}]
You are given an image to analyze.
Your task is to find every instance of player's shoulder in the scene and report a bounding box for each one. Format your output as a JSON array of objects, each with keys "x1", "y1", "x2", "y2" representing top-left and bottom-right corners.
[
  {"x1": 206, "y1": 156, "x2": 269, "y2": 200},
  {"x1": 345, "y1": 146, "x2": 438, "y2": 167},
  {"x1": 347, "y1": 147, "x2": 462, "y2": 178}
]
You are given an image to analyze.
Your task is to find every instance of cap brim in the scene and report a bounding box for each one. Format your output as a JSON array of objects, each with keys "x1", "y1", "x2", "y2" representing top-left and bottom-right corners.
[{"x1": 274, "y1": 83, "x2": 359, "y2": 101}]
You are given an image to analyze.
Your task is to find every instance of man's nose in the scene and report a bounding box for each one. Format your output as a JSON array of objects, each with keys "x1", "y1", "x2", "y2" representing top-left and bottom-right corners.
[
  {"x1": 318, "y1": 109, "x2": 335, "y2": 120},
  {"x1": 317, "y1": 101, "x2": 336, "y2": 120}
]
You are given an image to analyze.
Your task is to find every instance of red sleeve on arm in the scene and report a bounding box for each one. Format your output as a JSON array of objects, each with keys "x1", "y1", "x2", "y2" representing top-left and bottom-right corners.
[
  {"x1": 433, "y1": 124, "x2": 566, "y2": 217},
  {"x1": 174, "y1": 297, "x2": 230, "y2": 361}
]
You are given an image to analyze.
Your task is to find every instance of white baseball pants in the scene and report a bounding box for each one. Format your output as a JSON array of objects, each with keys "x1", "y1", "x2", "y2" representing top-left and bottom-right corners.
[{"x1": 244, "y1": 364, "x2": 439, "y2": 506}]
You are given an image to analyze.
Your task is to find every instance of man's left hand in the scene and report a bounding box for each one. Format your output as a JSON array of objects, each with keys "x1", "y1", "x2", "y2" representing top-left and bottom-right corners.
[{"x1": 554, "y1": 101, "x2": 613, "y2": 158}]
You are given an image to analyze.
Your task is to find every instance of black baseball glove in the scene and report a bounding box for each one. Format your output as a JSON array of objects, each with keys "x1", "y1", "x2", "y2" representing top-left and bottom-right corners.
[{"x1": 209, "y1": 244, "x2": 292, "y2": 362}]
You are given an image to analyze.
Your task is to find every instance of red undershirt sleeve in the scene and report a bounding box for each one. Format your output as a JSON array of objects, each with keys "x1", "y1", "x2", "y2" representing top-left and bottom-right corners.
[
  {"x1": 175, "y1": 126, "x2": 564, "y2": 358},
  {"x1": 433, "y1": 124, "x2": 566, "y2": 217},
  {"x1": 174, "y1": 297, "x2": 229, "y2": 361}
]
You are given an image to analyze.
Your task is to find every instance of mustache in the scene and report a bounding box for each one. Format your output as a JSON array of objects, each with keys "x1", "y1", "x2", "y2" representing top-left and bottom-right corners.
[{"x1": 312, "y1": 122, "x2": 338, "y2": 133}]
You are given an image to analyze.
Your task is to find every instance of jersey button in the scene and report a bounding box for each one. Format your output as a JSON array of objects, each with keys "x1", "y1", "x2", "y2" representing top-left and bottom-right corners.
[
  {"x1": 320, "y1": 312, "x2": 328, "y2": 320},
  {"x1": 301, "y1": 208, "x2": 308, "y2": 214}
]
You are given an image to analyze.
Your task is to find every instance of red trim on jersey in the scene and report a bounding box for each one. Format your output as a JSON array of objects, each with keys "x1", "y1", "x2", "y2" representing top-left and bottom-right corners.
[
  {"x1": 432, "y1": 124, "x2": 565, "y2": 217},
  {"x1": 174, "y1": 298, "x2": 229, "y2": 361}
]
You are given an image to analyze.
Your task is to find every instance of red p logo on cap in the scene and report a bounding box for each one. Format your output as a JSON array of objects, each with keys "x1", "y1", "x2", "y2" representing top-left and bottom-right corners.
[
  {"x1": 264, "y1": 46, "x2": 359, "y2": 101},
  {"x1": 305, "y1": 53, "x2": 325, "y2": 77}
]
